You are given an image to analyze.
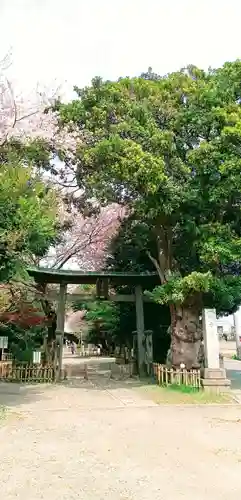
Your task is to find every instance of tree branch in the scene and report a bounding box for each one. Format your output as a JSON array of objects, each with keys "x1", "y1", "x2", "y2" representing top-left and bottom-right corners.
[{"x1": 147, "y1": 251, "x2": 165, "y2": 283}]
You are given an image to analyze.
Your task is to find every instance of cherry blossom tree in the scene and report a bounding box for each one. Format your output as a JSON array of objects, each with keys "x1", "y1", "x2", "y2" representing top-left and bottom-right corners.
[
  {"x1": 43, "y1": 203, "x2": 126, "y2": 270},
  {"x1": 0, "y1": 53, "x2": 125, "y2": 273},
  {"x1": 0, "y1": 50, "x2": 61, "y2": 146}
]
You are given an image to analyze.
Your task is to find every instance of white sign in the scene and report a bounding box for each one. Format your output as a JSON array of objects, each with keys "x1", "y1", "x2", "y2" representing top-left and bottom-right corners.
[
  {"x1": 33, "y1": 351, "x2": 41, "y2": 364},
  {"x1": 202, "y1": 309, "x2": 219, "y2": 369},
  {"x1": 0, "y1": 337, "x2": 8, "y2": 349}
]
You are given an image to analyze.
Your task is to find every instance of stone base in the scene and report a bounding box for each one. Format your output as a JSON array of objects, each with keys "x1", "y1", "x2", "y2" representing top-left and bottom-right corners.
[
  {"x1": 201, "y1": 368, "x2": 231, "y2": 393},
  {"x1": 110, "y1": 362, "x2": 135, "y2": 380}
]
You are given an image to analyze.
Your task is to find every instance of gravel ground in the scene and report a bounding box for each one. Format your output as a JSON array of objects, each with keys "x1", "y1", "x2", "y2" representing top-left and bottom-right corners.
[{"x1": 1, "y1": 376, "x2": 241, "y2": 500}]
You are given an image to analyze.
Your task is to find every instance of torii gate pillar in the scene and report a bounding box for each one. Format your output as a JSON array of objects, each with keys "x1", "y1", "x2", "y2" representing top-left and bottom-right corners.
[
  {"x1": 56, "y1": 282, "x2": 67, "y2": 379},
  {"x1": 135, "y1": 285, "x2": 146, "y2": 376}
]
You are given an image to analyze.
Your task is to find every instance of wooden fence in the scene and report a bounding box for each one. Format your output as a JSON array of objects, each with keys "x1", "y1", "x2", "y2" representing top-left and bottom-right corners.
[
  {"x1": 153, "y1": 363, "x2": 201, "y2": 389},
  {"x1": 0, "y1": 362, "x2": 56, "y2": 383}
]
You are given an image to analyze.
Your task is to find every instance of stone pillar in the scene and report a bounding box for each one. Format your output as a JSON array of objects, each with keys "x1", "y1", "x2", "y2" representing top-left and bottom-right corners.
[
  {"x1": 202, "y1": 308, "x2": 230, "y2": 392},
  {"x1": 144, "y1": 330, "x2": 153, "y2": 376},
  {"x1": 135, "y1": 285, "x2": 145, "y2": 376},
  {"x1": 233, "y1": 307, "x2": 241, "y2": 359},
  {"x1": 56, "y1": 282, "x2": 67, "y2": 380}
]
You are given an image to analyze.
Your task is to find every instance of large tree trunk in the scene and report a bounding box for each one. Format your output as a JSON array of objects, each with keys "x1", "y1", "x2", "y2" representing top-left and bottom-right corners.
[
  {"x1": 147, "y1": 234, "x2": 204, "y2": 369},
  {"x1": 169, "y1": 301, "x2": 202, "y2": 369}
]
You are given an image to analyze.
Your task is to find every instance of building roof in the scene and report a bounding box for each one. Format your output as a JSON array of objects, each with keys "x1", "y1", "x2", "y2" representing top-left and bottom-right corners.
[{"x1": 27, "y1": 267, "x2": 159, "y2": 286}]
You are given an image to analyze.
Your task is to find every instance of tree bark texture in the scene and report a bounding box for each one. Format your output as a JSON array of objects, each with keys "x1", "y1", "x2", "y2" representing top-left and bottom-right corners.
[{"x1": 169, "y1": 302, "x2": 202, "y2": 369}]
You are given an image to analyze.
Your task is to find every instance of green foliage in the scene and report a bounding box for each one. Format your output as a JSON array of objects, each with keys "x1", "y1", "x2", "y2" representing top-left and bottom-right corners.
[
  {"x1": 0, "y1": 160, "x2": 58, "y2": 281},
  {"x1": 0, "y1": 139, "x2": 52, "y2": 170},
  {"x1": 57, "y1": 62, "x2": 241, "y2": 315},
  {"x1": 85, "y1": 301, "x2": 119, "y2": 330},
  {"x1": 0, "y1": 322, "x2": 46, "y2": 362},
  {"x1": 72, "y1": 286, "x2": 120, "y2": 346},
  {"x1": 204, "y1": 276, "x2": 241, "y2": 316},
  {"x1": 146, "y1": 272, "x2": 212, "y2": 305}
]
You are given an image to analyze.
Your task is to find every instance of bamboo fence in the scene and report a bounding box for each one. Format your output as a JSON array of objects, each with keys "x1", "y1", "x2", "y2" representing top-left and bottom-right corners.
[
  {"x1": 0, "y1": 362, "x2": 55, "y2": 383},
  {"x1": 153, "y1": 363, "x2": 201, "y2": 389}
]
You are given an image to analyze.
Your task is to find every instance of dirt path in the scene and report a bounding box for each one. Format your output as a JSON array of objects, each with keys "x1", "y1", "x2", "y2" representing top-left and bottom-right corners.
[{"x1": 1, "y1": 377, "x2": 241, "y2": 499}]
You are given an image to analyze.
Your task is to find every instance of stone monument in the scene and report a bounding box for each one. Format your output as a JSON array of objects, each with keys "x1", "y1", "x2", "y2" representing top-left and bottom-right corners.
[
  {"x1": 233, "y1": 306, "x2": 241, "y2": 359},
  {"x1": 201, "y1": 308, "x2": 230, "y2": 392}
]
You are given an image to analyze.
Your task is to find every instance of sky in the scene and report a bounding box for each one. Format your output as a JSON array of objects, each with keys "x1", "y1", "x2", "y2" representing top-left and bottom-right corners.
[
  {"x1": 0, "y1": 0, "x2": 241, "y2": 100},
  {"x1": 1, "y1": 0, "x2": 240, "y2": 317}
]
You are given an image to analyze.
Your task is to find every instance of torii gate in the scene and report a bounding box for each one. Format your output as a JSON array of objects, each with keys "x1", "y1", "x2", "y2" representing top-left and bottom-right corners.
[{"x1": 27, "y1": 268, "x2": 159, "y2": 376}]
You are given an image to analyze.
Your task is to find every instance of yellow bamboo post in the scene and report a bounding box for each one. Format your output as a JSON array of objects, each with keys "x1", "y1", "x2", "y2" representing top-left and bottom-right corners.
[
  {"x1": 189, "y1": 370, "x2": 192, "y2": 386},
  {"x1": 192, "y1": 370, "x2": 195, "y2": 387},
  {"x1": 165, "y1": 367, "x2": 169, "y2": 385},
  {"x1": 161, "y1": 365, "x2": 164, "y2": 385},
  {"x1": 165, "y1": 366, "x2": 168, "y2": 385},
  {"x1": 177, "y1": 369, "x2": 181, "y2": 385},
  {"x1": 157, "y1": 364, "x2": 161, "y2": 385}
]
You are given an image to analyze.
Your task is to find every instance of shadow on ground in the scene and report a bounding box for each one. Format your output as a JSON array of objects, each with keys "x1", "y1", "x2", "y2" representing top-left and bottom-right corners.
[{"x1": 0, "y1": 371, "x2": 152, "y2": 411}]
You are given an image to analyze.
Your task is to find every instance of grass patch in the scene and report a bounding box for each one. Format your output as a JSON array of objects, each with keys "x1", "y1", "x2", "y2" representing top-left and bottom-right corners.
[
  {"x1": 232, "y1": 354, "x2": 241, "y2": 360},
  {"x1": 138, "y1": 384, "x2": 235, "y2": 404}
]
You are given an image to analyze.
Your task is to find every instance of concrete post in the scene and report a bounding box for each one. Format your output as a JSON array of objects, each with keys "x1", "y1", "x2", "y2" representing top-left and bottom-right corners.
[
  {"x1": 203, "y1": 308, "x2": 220, "y2": 369},
  {"x1": 233, "y1": 307, "x2": 241, "y2": 359},
  {"x1": 135, "y1": 285, "x2": 145, "y2": 376},
  {"x1": 202, "y1": 308, "x2": 230, "y2": 392},
  {"x1": 56, "y1": 283, "x2": 67, "y2": 379}
]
